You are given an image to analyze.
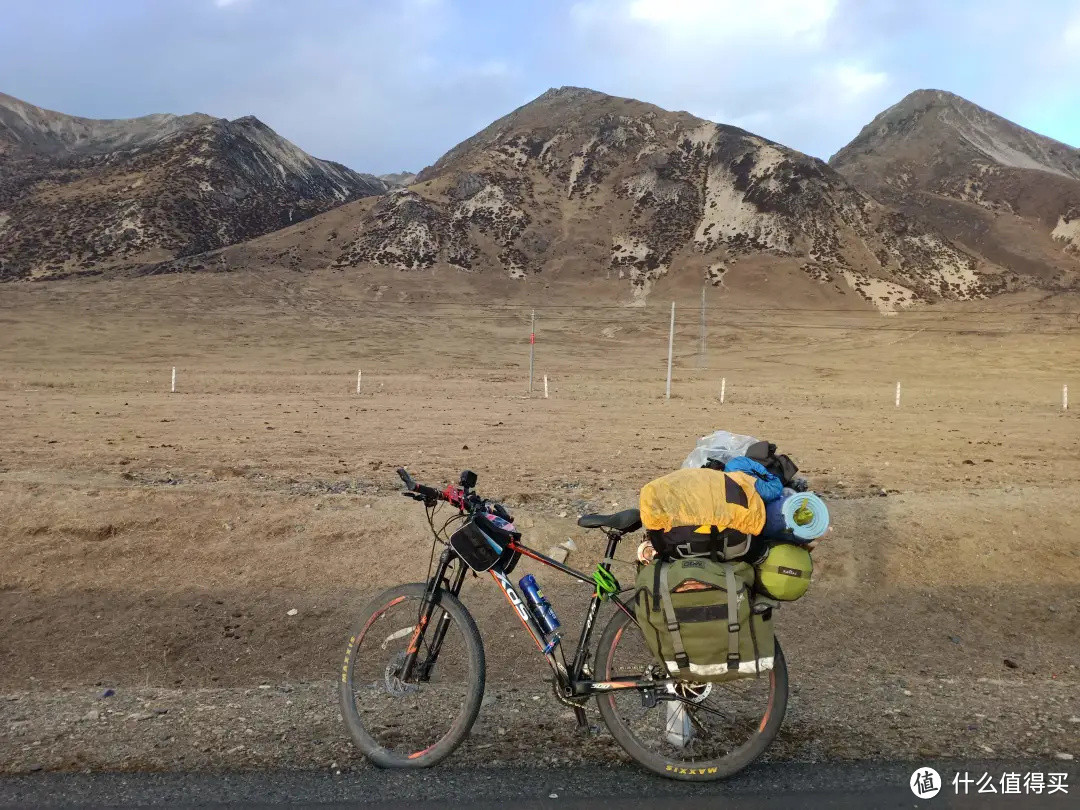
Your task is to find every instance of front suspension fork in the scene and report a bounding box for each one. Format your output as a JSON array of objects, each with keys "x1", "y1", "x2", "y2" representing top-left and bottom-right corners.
[{"x1": 401, "y1": 549, "x2": 466, "y2": 682}]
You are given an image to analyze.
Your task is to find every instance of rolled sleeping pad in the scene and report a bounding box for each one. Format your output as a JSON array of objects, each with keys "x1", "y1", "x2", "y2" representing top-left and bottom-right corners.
[{"x1": 762, "y1": 492, "x2": 830, "y2": 542}]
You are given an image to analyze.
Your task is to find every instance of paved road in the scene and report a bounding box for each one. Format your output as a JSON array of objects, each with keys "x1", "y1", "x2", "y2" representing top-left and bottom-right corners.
[{"x1": 1, "y1": 760, "x2": 1073, "y2": 809}]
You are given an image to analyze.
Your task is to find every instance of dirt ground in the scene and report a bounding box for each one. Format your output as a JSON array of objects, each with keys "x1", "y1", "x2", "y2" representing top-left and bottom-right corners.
[{"x1": 1, "y1": 269, "x2": 1078, "y2": 772}]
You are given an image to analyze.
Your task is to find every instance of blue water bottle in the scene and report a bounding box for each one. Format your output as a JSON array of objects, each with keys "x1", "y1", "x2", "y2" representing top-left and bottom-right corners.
[{"x1": 519, "y1": 574, "x2": 560, "y2": 634}]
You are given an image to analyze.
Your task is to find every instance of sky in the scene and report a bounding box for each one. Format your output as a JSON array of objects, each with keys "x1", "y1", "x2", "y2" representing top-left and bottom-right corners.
[{"x1": 2, "y1": 0, "x2": 1079, "y2": 175}]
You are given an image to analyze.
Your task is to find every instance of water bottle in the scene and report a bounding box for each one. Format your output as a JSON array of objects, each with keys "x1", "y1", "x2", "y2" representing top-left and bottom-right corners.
[{"x1": 518, "y1": 574, "x2": 560, "y2": 634}]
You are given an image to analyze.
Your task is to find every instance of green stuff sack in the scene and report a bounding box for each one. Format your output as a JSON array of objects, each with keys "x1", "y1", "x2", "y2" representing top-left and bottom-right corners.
[
  {"x1": 754, "y1": 543, "x2": 813, "y2": 601},
  {"x1": 635, "y1": 558, "x2": 774, "y2": 682}
]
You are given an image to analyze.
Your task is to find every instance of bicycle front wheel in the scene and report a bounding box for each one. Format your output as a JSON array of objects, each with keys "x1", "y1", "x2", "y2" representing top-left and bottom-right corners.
[
  {"x1": 594, "y1": 607, "x2": 788, "y2": 781},
  {"x1": 339, "y1": 582, "x2": 485, "y2": 768}
]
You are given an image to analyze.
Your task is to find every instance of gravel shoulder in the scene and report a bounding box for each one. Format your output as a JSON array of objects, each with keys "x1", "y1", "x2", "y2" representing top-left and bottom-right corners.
[{"x1": 3, "y1": 675, "x2": 1077, "y2": 775}]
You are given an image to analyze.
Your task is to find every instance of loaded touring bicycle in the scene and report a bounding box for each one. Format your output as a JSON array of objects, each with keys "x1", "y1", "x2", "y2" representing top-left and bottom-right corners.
[{"x1": 339, "y1": 468, "x2": 791, "y2": 780}]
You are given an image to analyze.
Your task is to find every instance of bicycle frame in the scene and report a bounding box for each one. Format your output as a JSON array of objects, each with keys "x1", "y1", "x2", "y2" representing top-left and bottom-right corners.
[{"x1": 400, "y1": 527, "x2": 679, "y2": 703}]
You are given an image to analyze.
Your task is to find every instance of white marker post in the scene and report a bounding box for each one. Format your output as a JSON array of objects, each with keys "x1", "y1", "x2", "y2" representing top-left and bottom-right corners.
[
  {"x1": 171, "y1": 367, "x2": 176, "y2": 394},
  {"x1": 1064, "y1": 384, "x2": 1069, "y2": 411},
  {"x1": 720, "y1": 377, "x2": 726, "y2": 404},
  {"x1": 665, "y1": 302, "x2": 675, "y2": 400},
  {"x1": 895, "y1": 381, "x2": 901, "y2": 408},
  {"x1": 357, "y1": 369, "x2": 362, "y2": 394}
]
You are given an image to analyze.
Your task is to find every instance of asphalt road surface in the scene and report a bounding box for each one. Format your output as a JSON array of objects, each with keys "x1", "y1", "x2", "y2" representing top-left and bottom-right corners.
[{"x1": 1, "y1": 760, "x2": 1075, "y2": 809}]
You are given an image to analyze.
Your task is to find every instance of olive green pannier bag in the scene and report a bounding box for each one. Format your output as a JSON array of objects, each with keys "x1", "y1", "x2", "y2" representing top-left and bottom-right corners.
[{"x1": 634, "y1": 557, "x2": 776, "y2": 683}]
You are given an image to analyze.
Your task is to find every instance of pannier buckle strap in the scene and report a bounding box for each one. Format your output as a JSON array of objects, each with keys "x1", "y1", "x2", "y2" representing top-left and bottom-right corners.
[
  {"x1": 724, "y1": 564, "x2": 742, "y2": 671},
  {"x1": 675, "y1": 542, "x2": 698, "y2": 558},
  {"x1": 659, "y1": 564, "x2": 691, "y2": 675}
]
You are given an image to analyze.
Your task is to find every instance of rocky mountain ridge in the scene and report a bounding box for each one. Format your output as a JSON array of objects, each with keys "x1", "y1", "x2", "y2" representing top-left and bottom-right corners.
[
  {"x1": 6, "y1": 86, "x2": 1079, "y2": 311},
  {"x1": 830, "y1": 89, "x2": 1080, "y2": 278},
  {"x1": 314, "y1": 86, "x2": 996, "y2": 310},
  {"x1": 0, "y1": 93, "x2": 387, "y2": 280}
]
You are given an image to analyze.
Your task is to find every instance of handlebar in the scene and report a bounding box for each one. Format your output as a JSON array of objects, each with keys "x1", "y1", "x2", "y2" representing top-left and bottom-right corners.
[
  {"x1": 396, "y1": 467, "x2": 443, "y2": 501},
  {"x1": 395, "y1": 467, "x2": 512, "y2": 521}
]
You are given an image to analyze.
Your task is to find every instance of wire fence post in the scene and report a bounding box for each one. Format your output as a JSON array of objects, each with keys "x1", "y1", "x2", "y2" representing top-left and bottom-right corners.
[
  {"x1": 356, "y1": 369, "x2": 362, "y2": 394},
  {"x1": 529, "y1": 309, "x2": 535, "y2": 395},
  {"x1": 544, "y1": 375, "x2": 549, "y2": 399},
  {"x1": 666, "y1": 302, "x2": 675, "y2": 400},
  {"x1": 171, "y1": 367, "x2": 176, "y2": 394},
  {"x1": 1064, "y1": 384, "x2": 1069, "y2": 411},
  {"x1": 895, "y1": 381, "x2": 901, "y2": 408},
  {"x1": 720, "y1": 376, "x2": 726, "y2": 404}
]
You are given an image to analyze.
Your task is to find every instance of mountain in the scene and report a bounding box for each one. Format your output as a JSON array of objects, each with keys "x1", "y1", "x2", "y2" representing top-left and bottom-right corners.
[
  {"x1": 378, "y1": 171, "x2": 417, "y2": 189},
  {"x1": 174, "y1": 86, "x2": 997, "y2": 312},
  {"x1": 0, "y1": 92, "x2": 387, "y2": 280},
  {"x1": 830, "y1": 89, "x2": 1080, "y2": 281}
]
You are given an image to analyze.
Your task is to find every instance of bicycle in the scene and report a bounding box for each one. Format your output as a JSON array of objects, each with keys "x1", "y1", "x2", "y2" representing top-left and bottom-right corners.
[{"x1": 339, "y1": 468, "x2": 788, "y2": 780}]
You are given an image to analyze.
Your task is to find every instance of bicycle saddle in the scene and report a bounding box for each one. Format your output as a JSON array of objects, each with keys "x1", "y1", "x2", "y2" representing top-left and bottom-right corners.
[{"x1": 577, "y1": 508, "x2": 642, "y2": 532}]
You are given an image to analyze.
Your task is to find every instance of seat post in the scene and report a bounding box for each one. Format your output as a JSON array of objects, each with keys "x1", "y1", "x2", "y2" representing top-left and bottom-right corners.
[{"x1": 602, "y1": 529, "x2": 622, "y2": 567}]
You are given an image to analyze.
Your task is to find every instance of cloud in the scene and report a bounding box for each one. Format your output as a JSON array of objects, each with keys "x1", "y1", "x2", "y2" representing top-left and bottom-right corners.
[
  {"x1": 573, "y1": 0, "x2": 838, "y2": 48},
  {"x1": 1065, "y1": 10, "x2": 1080, "y2": 46},
  {"x1": 625, "y1": 0, "x2": 838, "y2": 42},
  {"x1": 565, "y1": 0, "x2": 892, "y2": 157},
  {"x1": 833, "y1": 64, "x2": 889, "y2": 100}
]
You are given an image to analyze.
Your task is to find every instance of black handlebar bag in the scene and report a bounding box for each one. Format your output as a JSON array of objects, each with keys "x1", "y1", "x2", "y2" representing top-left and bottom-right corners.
[{"x1": 449, "y1": 513, "x2": 521, "y2": 573}]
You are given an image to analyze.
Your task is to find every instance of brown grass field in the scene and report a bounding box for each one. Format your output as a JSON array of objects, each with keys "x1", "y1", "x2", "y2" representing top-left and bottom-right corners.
[{"x1": 1, "y1": 268, "x2": 1078, "y2": 769}]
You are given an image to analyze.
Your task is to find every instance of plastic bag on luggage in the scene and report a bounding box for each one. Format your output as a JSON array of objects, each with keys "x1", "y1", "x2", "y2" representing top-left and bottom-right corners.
[{"x1": 681, "y1": 430, "x2": 759, "y2": 469}]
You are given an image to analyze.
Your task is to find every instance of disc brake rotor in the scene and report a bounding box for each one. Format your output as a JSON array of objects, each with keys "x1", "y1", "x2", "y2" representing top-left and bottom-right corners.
[
  {"x1": 672, "y1": 681, "x2": 713, "y2": 704},
  {"x1": 384, "y1": 651, "x2": 419, "y2": 696}
]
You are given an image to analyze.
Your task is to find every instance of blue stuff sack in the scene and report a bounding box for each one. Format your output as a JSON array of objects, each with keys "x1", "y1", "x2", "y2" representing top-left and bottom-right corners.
[{"x1": 723, "y1": 456, "x2": 784, "y2": 503}]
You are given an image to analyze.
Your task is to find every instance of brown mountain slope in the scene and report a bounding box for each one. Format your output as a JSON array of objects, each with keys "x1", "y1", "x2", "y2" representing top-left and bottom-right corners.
[
  {"x1": 155, "y1": 87, "x2": 1003, "y2": 312},
  {"x1": 830, "y1": 89, "x2": 1080, "y2": 281},
  {"x1": 0, "y1": 92, "x2": 387, "y2": 281}
]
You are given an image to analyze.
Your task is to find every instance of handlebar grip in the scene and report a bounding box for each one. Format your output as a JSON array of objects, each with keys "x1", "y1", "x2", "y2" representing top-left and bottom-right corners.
[
  {"x1": 416, "y1": 483, "x2": 442, "y2": 500},
  {"x1": 397, "y1": 468, "x2": 443, "y2": 501},
  {"x1": 396, "y1": 467, "x2": 417, "y2": 491}
]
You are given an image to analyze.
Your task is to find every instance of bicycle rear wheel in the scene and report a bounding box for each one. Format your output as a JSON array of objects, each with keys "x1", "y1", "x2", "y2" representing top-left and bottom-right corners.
[
  {"x1": 339, "y1": 582, "x2": 485, "y2": 768},
  {"x1": 594, "y1": 607, "x2": 787, "y2": 781}
]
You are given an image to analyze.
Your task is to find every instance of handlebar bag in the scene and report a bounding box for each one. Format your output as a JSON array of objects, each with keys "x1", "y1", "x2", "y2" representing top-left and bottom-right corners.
[{"x1": 449, "y1": 514, "x2": 521, "y2": 573}]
